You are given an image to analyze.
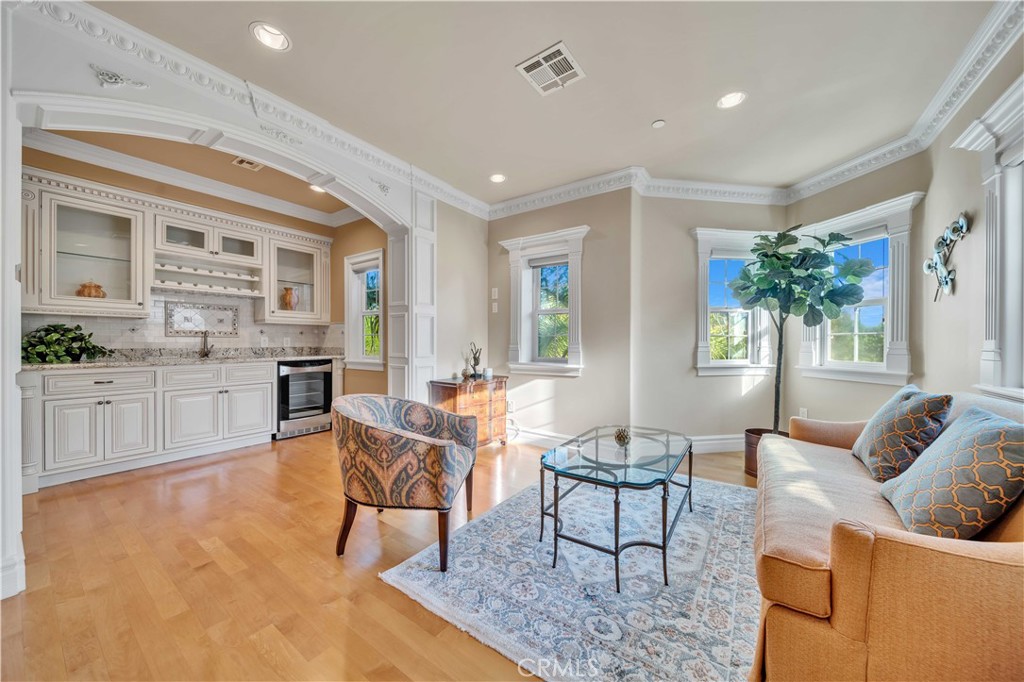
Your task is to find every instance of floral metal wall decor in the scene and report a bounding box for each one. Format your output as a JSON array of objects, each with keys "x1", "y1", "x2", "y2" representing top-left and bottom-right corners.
[{"x1": 923, "y1": 212, "x2": 969, "y2": 301}]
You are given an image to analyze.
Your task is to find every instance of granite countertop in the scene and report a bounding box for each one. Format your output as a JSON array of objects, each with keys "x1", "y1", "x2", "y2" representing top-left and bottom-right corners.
[{"x1": 20, "y1": 347, "x2": 344, "y2": 372}]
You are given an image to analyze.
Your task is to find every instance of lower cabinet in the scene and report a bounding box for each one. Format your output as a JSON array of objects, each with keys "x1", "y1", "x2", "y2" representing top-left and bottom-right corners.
[
  {"x1": 44, "y1": 392, "x2": 156, "y2": 471},
  {"x1": 164, "y1": 383, "x2": 273, "y2": 450}
]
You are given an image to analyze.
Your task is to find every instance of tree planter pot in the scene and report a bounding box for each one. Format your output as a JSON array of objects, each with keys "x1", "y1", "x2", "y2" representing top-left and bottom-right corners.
[{"x1": 744, "y1": 427, "x2": 789, "y2": 478}]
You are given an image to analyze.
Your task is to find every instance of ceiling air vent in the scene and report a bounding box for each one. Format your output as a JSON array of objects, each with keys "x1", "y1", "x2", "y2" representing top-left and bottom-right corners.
[
  {"x1": 516, "y1": 42, "x2": 586, "y2": 96},
  {"x1": 231, "y1": 157, "x2": 264, "y2": 171}
]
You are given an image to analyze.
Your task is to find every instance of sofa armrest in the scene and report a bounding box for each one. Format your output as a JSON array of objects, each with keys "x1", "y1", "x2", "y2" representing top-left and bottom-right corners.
[
  {"x1": 788, "y1": 417, "x2": 866, "y2": 450},
  {"x1": 829, "y1": 520, "x2": 1024, "y2": 679}
]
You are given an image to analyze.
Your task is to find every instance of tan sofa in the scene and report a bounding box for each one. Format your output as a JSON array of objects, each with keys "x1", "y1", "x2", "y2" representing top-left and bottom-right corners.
[{"x1": 752, "y1": 392, "x2": 1024, "y2": 681}]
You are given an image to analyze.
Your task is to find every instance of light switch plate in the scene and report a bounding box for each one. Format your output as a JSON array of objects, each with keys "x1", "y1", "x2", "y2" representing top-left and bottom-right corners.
[
  {"x1": 491, "y1": 302, "x2": 498, "y2": 313},
  {"x1": 799, "y1": 408, "x2": 808, "y2": 418},
  {"x1": 491, "y1": 287, "x2": 498, "y2": 300},
  {"x1": 260, "y1": 336, "x2": 270, "y2": 348},
  {"x1": 283, "y1": 336, "x2": 292, "y2": 347}
]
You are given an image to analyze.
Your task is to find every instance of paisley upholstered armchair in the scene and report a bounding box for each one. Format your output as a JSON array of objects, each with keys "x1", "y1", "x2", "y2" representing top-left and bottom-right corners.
[{"x1": 331, "y1": 394, "x2": 477, "y2": 571}]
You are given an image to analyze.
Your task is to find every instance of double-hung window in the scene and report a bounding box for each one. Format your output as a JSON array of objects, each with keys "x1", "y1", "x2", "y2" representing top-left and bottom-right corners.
[
  {"x1": 534, "y1": 261, "x2": 570, "y2": 361},
  {"x1": 693, "y1": 229, "x2": 772, "y2": 376},
  {"x1": 500, "y1": 226, "x2": 588, "y2": 376},
  {"x1": 344, "y1": 249, "x2": 385, "y2": 371},
  {"x1": 827, "y1": 238, "x2": 888, "y2": 364},
  {"x1": 796, "y1": 193, "x2": 920, "y2": 386}
]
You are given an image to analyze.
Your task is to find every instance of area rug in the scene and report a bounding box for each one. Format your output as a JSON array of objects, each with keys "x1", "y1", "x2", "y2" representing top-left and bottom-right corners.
[{"x1": 380, "y1": 477, "x2": 760, "y2": 681}]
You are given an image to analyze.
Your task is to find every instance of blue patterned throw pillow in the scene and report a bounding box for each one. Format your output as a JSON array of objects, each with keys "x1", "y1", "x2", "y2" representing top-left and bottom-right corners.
[
  {"x1": 879, "y1": 407, "x2": 1024, "y2": 539},
  {"x1": 852, "y1": 384, "x2": 953, "y2": 481}
]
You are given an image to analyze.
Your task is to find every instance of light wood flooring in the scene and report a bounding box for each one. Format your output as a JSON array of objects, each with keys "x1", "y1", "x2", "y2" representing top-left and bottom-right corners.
[{"x1": 1, "y1": 433, "x2": 753, "y2": 681}]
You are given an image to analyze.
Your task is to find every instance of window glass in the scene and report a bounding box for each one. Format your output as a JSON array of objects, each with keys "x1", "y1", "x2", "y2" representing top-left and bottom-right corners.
[
  {"x1": 708, "y1": 258, "x2": 750, "y2": 361},
  {"x1": 536, "y1": 263, "x2": 569, "y2": 360},
  {"x1": 829, "y1": 238, "x2": 888, "y2": 363},
  {"x1": 362, "y1": 268, "x2": 381, "y2": 357}
]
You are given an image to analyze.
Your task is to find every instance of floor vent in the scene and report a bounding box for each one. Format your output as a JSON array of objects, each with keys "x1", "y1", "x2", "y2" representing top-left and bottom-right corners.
[
  {"x1": 231, "y1": 157, "x2": 264, "y2": 171},
  {"x1": 516, "y1": 42, "x2": 586, "y2": 96}
]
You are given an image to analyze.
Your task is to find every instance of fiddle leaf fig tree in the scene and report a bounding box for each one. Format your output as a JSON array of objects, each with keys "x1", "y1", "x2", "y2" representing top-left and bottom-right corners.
[{"x1": 728, "y1": 226, "x2": 873, "y2": 433}]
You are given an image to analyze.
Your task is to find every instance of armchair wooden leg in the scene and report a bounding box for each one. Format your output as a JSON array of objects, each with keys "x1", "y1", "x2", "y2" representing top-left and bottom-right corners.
[
  {"x1": 336, "y1": 499, "x2": 358, "y2": 557},
  {"x1": 466, "y1": 466, "x2": 474, "y2": 512},
  {"x1": 438, "y1": 511, "x2": 450, "y2": 572}
]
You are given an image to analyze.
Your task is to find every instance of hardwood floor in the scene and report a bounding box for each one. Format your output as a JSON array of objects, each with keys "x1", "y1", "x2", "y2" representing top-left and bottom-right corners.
[{"x1": 1, "y1": 433, "x2": 753, "y2": 681}]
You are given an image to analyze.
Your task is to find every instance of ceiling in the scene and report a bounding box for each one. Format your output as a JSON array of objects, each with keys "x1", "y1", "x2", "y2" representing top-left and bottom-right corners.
[
  {"x1": 51, "y1": 131, "x2": 350, "y2": 213},
  {"x1": 92, "y1": 1, "x2": 992, "y2": 204}
]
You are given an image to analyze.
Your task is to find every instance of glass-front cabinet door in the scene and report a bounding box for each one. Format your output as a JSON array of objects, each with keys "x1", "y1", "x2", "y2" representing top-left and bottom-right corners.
[
  {"x1": 268, "y1": 239, "x2": 325, "y2": 322},
  {"x1": 157, "y1": 215, "x2": 211, "y2": 257},
  {"x1": 213, "y1": 228, "x2": 262, "y2": 266},
  {"x1": 40, "y1": 191, "x2": 147, "y2": 315}
]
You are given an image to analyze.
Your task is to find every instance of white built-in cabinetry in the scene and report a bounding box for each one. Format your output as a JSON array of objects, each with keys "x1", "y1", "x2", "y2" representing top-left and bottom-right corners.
[
  {"x1": 18, "y1": 361, "x2": 282, "y2": 490},
  {"x1": 21, "y1": 169, "x2": 332, "y2": 323}
]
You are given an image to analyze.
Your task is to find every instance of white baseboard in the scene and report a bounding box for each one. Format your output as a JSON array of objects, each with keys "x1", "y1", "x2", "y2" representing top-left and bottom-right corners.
[
  {"x1": 690, "y1": 434, "x2": 744, "y2": 454},
  {"x1": 513, "y1": 427, "x2": 744, "y2": 455},
  {"x1": 1, "y1": 535, "x2": 26, "y2": 599}
]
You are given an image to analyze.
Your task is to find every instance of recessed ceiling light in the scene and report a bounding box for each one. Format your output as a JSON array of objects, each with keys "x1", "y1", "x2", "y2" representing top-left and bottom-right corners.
[
  {"x1": 490, "y1": 174, "x2": 507, "y2": 183},
  {"x1": 651, "y1": 119, "x2": 666, "y2": 129},
  {"x1": 716, "y1": 91, "x2": 747, "y2": 109},
  {"x1": 310, "y1": 185, "x2": 326, "y2": 193},
  {"x1": 249, "y1": 21, "x2": 291, "y2": 51}
]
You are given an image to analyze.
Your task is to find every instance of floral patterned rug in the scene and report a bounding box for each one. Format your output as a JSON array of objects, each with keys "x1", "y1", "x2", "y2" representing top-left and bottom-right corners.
[{"x1": 380, "y1": 477, "x2": 760, "y2": 681}]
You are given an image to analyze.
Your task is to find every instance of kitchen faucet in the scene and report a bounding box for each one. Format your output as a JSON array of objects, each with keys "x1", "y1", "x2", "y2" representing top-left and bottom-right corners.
[{"x1": 199, "y1": 330, "x2": 214, "y2": 358}]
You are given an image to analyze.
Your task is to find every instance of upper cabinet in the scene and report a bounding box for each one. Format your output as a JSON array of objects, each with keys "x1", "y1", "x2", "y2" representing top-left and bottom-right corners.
[
  {"x1": 34, "y1": 190, "x2": 148, "y2": 316},
  {"x1": 260, "y1": 239, "x2": 330, "y2": 323},
  {"x1": 157, "y1": 215, "x2": 262, "y2": 266},
  {"x1": 21, "y1": 171, "x2": 332, "y2": 324}
]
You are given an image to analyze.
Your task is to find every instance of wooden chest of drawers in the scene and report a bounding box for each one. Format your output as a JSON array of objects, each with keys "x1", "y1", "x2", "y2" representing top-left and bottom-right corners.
[{"x1": 428, "y1": 376, "x2": 507, "y2": 447}]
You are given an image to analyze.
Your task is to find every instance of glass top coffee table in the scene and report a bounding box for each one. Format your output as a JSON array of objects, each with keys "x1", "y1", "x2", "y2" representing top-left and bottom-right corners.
[{"x1": 539, "y1": 426, "x2": 693, "y2": 593}]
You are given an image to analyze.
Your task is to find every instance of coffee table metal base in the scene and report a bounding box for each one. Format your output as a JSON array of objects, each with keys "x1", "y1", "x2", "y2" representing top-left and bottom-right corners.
[{"x1": 538, "y1": 456, "x2": 693, "y2": 593}]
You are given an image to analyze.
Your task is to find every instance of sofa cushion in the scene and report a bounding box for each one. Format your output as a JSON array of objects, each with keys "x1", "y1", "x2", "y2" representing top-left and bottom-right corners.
[
  {"x1": 852, "y1": 384, "x2": 952, "y2": 482},
  {"x1": 756, "y1": 434, "x2": 903, "y2": 617},
  {"x1": 880, "y1": 407, "x2": 1024, "y2": 539}
]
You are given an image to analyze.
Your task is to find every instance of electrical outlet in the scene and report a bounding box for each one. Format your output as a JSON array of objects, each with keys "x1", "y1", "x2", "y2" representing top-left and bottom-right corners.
[
  {"x1": 507, "y1": 398, "x2": 515, "y2": 413},
  {"x1": 491, "y1": 302, "x2": 498, "y2": 313},
  {"x1": 283, "y1": 336, "x2": 292, "y2": 347},
  {"x1": 491, "y1": 287, "x2": 498, "y2": 300},
  {"x1": 799, "y1": 407, "x2": 808, "y2": 418},
  {"x1": 260, "y1": 336, "x2": 269, "y2": 348}
]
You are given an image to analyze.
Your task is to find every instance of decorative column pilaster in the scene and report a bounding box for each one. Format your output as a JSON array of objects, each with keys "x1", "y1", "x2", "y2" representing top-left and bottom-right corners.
[
  {"x1": 507, "y1": 247, "x2": 523, "y2": 362},
  {"x1": 979, "y1": 166, "x2": 1004, "y2": 387},
  {"x1": 566, "y1": 246, "x2": 583, "y2": 367},
  {"x1": 695, "y1": 248, "x2": 711, "y2": 367},
  {"x1": 885, "y1": 218, "x2": 912, "y2": 377},
  {"x1": 16, "y1": 372, "x2": 40, "y2": 495}
]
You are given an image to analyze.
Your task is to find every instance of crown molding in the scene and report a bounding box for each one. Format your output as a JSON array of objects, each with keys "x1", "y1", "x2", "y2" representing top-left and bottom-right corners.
[
  {"x1": 952, "y1": 75, "x2": 1024, "y2": 151},
  {"x1": 23, "y1": 167, "x2": 334, "y2": 245},
  {"x1": 489, "y1": 167, "x2": 643, "y2": 220},
  {"x1": 639, "y1": 173, "x2": 789, "y2": 206},
  {"x1": 784, "y1": 136, "x2": 925, "y2": 204},
  {"x1": 22, "y1": 129, "x2": 364, "y2": 227}
]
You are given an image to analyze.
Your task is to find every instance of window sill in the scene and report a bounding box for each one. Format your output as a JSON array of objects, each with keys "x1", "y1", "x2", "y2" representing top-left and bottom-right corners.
[
  {"x1": 973, "y1": 384, "x2": 1024, "y2": 403},
  {"x1": 508, "y1": 362, "x2": 582, "y2": 377},
  {"x1": 345, "y1": 360, "x2": 384, "y2": 372},
  {"x1": 696, "y1": 364, "x2": 774, "y2": 377},
  {"x1": 796, "y1": 365, "x2": 910, "y2": 386}
]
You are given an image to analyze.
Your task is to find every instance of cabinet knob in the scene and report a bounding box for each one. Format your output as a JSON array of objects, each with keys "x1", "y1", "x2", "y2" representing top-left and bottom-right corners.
[
  {"x1": 209, "y1": 250, "x2": 214, "y2": 255},
  {"x1": 214, "y1": 251, "x2": 220, "y2": 255},
  {"x1": 105, "y1": 400, "x2": 112, "y2": 405},
  {"x1": 137, "y1": 302, "x2": 144, "y2": 307},
  {"x1": 96, "y1": 400, "x2": 103, "y2": 405}
]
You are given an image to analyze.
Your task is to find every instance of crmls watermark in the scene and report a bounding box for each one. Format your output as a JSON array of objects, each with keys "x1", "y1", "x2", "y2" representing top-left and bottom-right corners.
[{"x1": 518, "y1": 658, "x2": 602, "y2": 678}]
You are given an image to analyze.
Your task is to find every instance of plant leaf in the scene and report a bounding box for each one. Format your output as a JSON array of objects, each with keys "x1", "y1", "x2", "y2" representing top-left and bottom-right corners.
[
  {"x1": 803, "y1": 305, "x2": 824, "y2": 327},
  {"x1": 825, "y1": 283, "x2": 865, "y2": 307}
]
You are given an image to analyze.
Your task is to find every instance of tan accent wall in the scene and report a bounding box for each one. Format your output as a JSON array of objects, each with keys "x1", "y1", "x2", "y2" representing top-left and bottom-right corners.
[
  {"x1": 781, "y1": 39, "x2": 1023, "y2": 423},
  {"x1": 633, "y1": 196, "x2": 787, "y2": 434},
  {"x1": 330, "y1": 218, "x2": 389, "y2": 395},
  {"x1": 488, "y1": 190, "x2": 633, "y2": 436},
  {"x1": 22, "y1": 148, "x2": 335, "y2": 237},
  {"x1": 436, "y1": 202, "x2": 489, "y2": 379}
]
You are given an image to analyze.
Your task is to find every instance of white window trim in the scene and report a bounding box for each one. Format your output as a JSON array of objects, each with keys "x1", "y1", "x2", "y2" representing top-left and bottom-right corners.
[
  {"x1": 343, "y1": 248, "x2": 384, "y2": 372},
  {"x1": 952, "y1": 75, "x2": 1024, "y2": 403},
  {"x1": 692, "y1": 228, "x2": 773, "y2": 377},
  {"x1": 499, "y1": 225, "x2": 589, "y2": 377},
  {"x1": 794, "y1": 192, "x2": 924, "y2": 386}
]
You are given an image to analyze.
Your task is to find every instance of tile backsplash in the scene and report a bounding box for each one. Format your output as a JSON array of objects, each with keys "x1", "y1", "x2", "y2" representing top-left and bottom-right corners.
[{"x1": 22, "y1": 292, "x2": 344, "y2": 351}]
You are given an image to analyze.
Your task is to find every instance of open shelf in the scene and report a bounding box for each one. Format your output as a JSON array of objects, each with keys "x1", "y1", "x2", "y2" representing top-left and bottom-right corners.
[
  {"x1": 155, "y1": 263, "x2": 261, "y2": 282},
  {"x1": 153, "y1": 281, "x2": 264, "y2": 298}
]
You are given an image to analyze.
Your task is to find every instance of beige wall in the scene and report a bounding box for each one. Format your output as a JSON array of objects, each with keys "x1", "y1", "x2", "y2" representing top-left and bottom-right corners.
[
  {"x1": 781, "y1": 39, "x2": 1023, "y2": 423},
  {"x1": 436, "y1": 202, "x2": 489, "y2": 379},
  {"x1": 330, "y1": 218, "x2": 389, "y2": 395},
  {"x1": 488, "y1": 190, "x2": 633, "y2": 436},
  {"x1": 633, "y1": 196, "x2": 787, "y2": 435}
]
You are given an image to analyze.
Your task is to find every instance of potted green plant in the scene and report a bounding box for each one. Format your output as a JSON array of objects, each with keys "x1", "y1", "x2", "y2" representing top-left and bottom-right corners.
[
  {"x1": 21, "y1": 323, "x2": 111, "y2": 364},
  {"x1": 728, "y1": 225, "x2": 872, "y2": 476}
]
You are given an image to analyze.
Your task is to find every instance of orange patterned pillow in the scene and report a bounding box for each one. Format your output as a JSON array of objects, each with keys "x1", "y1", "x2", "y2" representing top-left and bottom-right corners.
[
  {"x1": 880, "y1": 407, "x2": 1024, "y2": 539},
  {"x1": 852, "y1": 385, "x2": 952, "y2": 482}
]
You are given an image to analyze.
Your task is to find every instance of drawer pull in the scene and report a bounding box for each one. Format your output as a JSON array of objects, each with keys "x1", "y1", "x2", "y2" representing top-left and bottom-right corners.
[{"x1": 93, "y1": 380, "x2": 114, "y2": 384}]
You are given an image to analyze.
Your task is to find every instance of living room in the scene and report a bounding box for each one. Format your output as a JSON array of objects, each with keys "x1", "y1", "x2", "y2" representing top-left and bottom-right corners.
[{"x1": 1, "y1": 1, "x2": 1022, "y2": 681}]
